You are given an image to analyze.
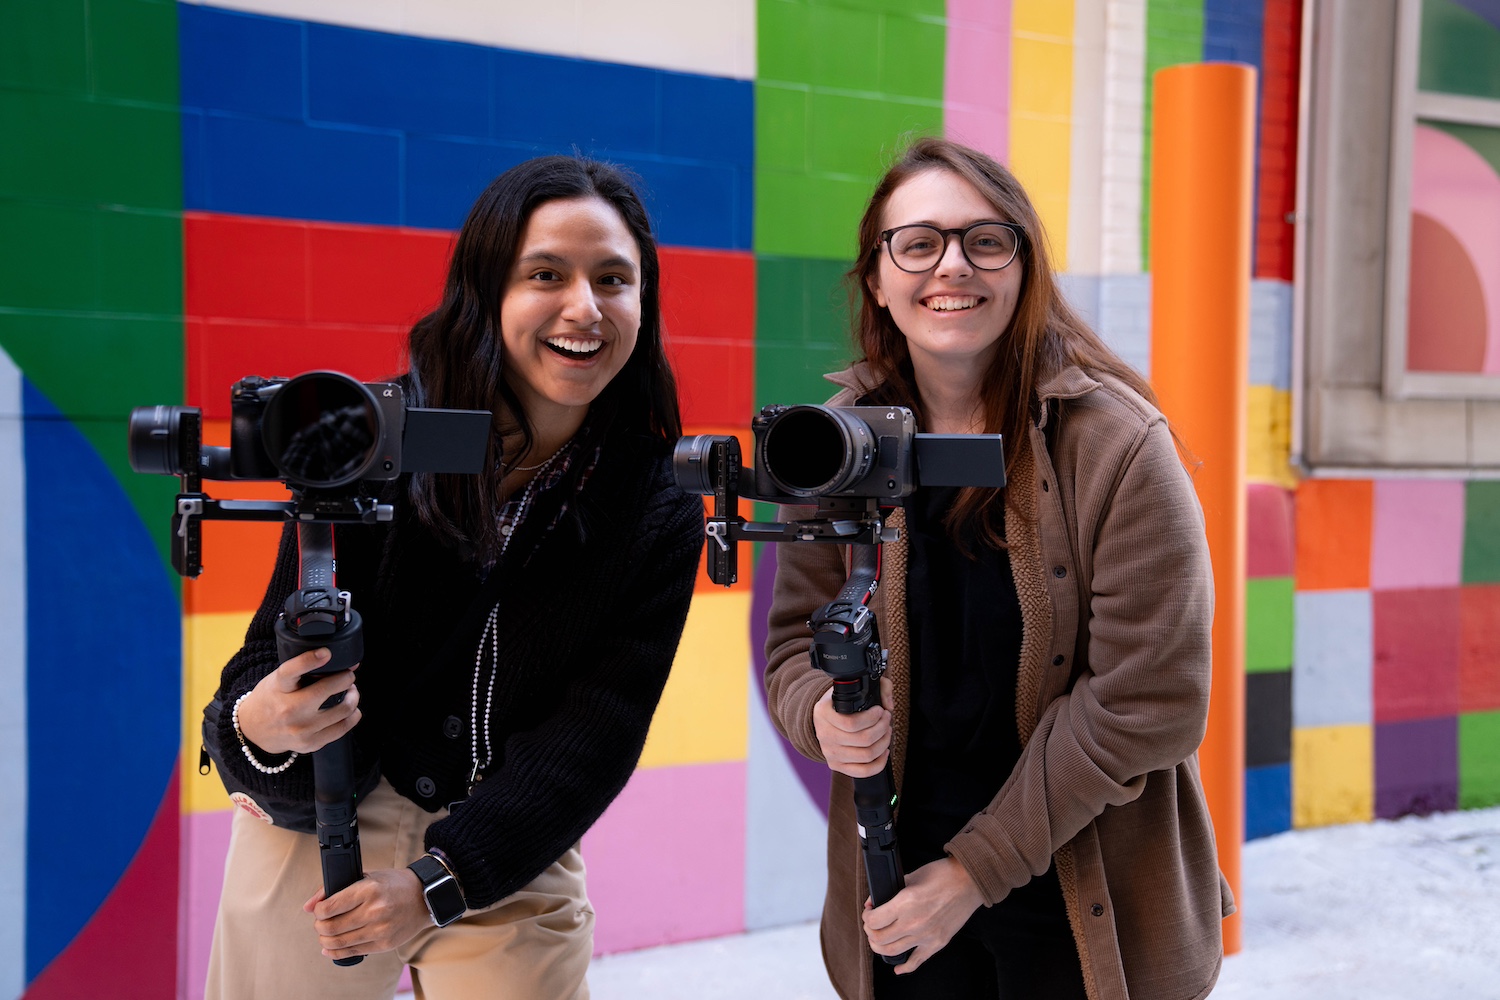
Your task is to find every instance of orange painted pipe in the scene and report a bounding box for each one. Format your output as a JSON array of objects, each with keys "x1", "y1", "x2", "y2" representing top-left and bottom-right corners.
[{"x1": 1148, "y1": 62, "x2": 1255, "y2": 956}]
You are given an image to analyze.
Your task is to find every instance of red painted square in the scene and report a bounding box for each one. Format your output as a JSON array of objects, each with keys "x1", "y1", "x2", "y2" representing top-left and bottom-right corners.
[
  {"x1": 1248, "y1": 482, "x2": 1295, "y2": 578},
  {"x1": 307, "y1": 222, "x2": 452, "y2": 327},
  {"x1": 1460, "y1": 584, "x2": 1500, "y2": 712},
  {"x1": 1295, "y1": 479, "x2": 1373, "y2": 590},
  {"x1": 188, "y1": 319, "x2": 408, "y2": 417},
  {"x1": 659, "y1": 248, "x2": 754, "y2": 427},
  {"x1": 1254, "y1": 0, "x2": 1302, "y2": 281},
  {"x1": 185, "y1": 212, "x2": 308, "y2": 322},
  {"x1": 1374, "y1": 587, "x2": 1461, "y2": 722}
]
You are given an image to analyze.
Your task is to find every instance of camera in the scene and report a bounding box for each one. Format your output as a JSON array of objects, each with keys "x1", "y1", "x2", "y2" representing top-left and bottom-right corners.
[
  {"x1": 128, "y1": 370, "x2": 491, "y2": 578},
  {"x1": 130, "y1": 371, "x2": 490, "y2": 492},
  {"x1": 675, "y1": 402, "x2": 1004, "y2": 509}
]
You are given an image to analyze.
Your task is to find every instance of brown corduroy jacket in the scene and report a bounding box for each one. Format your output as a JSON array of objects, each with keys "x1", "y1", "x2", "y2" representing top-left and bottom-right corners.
[{"x1": 764, "y1": 363, "x2": 1235, "y2": 1000}]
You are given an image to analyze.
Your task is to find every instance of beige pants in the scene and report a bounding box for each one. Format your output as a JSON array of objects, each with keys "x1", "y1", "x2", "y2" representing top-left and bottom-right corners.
[{"x1": 206, "y1": 778, "x2": 593, "y2": 1000}]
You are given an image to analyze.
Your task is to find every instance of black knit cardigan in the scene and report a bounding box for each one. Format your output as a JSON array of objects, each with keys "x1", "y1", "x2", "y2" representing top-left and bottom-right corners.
[{"x1": 212, "y1": 430, "x2": 704, "y2": 909}]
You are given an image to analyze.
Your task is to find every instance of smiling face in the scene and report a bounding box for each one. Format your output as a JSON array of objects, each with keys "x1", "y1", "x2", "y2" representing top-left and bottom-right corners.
[
  {"x1": 867, "y1": 167, "x2": 1023, "y2": 384},
  {"x1": 499, "y1": 195, "x2": 643, "y2": 445}
]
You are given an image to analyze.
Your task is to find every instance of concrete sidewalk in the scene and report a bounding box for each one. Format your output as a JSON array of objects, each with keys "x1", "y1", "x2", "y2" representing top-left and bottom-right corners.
[
  {"x1": 587, "y1": 805, "x2": 1500, "y2": 999},
  {"x1": 400, "y1": 805, "x2": 1500, "y2": 999}
]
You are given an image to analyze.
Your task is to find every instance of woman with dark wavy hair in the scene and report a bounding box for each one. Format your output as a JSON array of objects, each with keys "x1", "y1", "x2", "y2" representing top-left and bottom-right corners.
[
  {"x1": 205, "y1": 156, "x2": 703, "y2": 999},
  {"x1": 765, "y1": 137, "x2": 1234, "y2": 1000}
]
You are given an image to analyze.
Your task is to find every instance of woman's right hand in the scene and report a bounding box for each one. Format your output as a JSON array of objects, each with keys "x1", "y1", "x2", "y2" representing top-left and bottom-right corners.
[
  {"x1": 234, "y1": 648, "x2": 362, "y2": 755},
  {"x1": 812, "y1": 676, "x2": 893, "y2": 778}
]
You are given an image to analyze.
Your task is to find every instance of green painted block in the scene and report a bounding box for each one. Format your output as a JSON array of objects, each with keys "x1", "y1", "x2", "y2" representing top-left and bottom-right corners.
[
  {"x1": 755, "y1": 341, "x2": 852, "y2": 409},
  {"x1": 1246, "y1": 576, "x2": 1294, "y2": 673},
  {"x1": 807, "y1": 5, "x2": 881, "y2": 92},
  {"x1": 756, "y1": 254, "x2": 854, "y2": 408},
  {"x1": 756, "y1": 84, "x2": 808, "y2": 174},
  {"x1": 758, "y1": 0, "x2": 813, "y2": 85},
  {"x1": 0, "y1": 201, "x2": 181, "y2": 315},
  {"x1": 1420, "y1": 0, "x2": 1500, "y2": 101},
  {"x1": 822, "y1": 0, "x2": 943, "y2": 17},
  {"x1": 1458, "y1": 710, "x2": 1500, "y2": 809},
  {"x1": 757, "y1": 255, "x2": 853, "y2": 349},
  {"x1": 90, "y1": 0, "x2": 181, "y2": 105},
  {"x1": 0, "y1": 0, "x2": 90, "y2": 93},
  {"x1": 879, "y1": 15, "x2": 946, "y2": 102},
  {"x1": 808, "y1": 92, "x2": 941, "y2": 177},
  {"x1": 755, "y1": 170, "x2": 873, "y2": 259},
  {"x1": 1463, "y1": 481, "x2": 1500, "y2": 583},
  {"x1": 0, "y1": 91, "x2": 181, "y2": 208}
]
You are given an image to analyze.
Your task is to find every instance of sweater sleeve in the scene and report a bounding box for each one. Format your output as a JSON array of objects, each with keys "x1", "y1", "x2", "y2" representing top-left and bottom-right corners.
[
  {"x1": 421, "y1": 482, "x2": 705, "y2": 908},
  {"x1": 762, "y1": 506, "x2": 843, "y2": 763},
  {"x1": 945, "y1": 416, "x2": 1215, "y2": 904},
  {"x1": 210, "y1": 522, "x2": 317, "y2": 800}
]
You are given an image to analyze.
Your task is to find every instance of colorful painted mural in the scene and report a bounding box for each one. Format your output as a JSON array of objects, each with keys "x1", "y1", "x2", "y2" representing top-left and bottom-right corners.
[{"x1": 2, "y1": 1, "x2": 1499, "y2": 997}]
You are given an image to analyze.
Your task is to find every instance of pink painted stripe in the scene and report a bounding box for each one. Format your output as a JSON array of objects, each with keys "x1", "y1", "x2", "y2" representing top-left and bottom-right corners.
[
  {"x1": 1370, "y1": 479, "x2": 1466, "y2": 590},
  {"x1": 183, "y1": 810, "x2": 232, "y2": 1000},
  {"x1": 944, "y1": 0, "x2": 1012, "y2": 163},
  {"x1": 584, "y1": 761, "x2": 747, "y2": 955}
]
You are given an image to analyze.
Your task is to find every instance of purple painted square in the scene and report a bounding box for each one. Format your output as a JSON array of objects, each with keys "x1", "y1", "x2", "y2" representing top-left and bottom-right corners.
[
  {"x1": 1375, "y1": 716, "x2": 1458, "y2": 818},
  {"x1": 1371, "y1": 480, "x2": 1465, "y2": 590}
]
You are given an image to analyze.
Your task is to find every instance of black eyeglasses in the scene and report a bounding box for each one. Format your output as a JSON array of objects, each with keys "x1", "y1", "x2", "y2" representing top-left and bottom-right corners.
[{"x1": 879, "y1": 222, "x2": 1026, "y2": 273}]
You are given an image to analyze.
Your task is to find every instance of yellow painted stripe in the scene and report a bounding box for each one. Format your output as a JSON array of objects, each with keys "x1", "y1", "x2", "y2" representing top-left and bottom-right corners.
[
  {"x1": 1247, "y1": 386, "x2": 1296, "y2": 489},
  {"x1": 1010, "y1": 0, "x2": 1074, "y2": 268},
  {"x1": 639, "y1": 590, "x2": 752, "y2": 769},
  {"x1": 1292, "y1": 724, "x2": 1374, "y2": 829},
  {"x1": 183, "y1": 611, "x2": 253, "y2": 815}
]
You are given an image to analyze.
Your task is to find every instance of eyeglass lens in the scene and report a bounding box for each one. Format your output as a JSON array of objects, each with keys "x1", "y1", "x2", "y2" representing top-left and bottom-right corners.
[{"x1": 887, "y1": 224, "x2": 1018, "y2": 272}]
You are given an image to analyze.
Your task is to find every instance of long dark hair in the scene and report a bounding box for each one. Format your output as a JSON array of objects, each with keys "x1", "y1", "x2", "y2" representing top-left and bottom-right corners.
[
  {"x1": 404, "y1": 155, "x2": 682, "y2": 554},
  {"x1": 849, "y1": 137, "x2": 1160, "y2": 549}
]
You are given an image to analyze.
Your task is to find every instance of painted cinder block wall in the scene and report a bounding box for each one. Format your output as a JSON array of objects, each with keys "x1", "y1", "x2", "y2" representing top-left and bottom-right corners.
[{"x1": 2, "y1": 1, "x2": 1498, "y2": 997}]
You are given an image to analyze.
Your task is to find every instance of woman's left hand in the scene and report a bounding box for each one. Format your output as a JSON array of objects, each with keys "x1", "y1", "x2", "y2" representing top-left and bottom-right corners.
[
  {"x1": 862, "y1": 856, "x2": 985, "y2": 974},
  {"x1": 304, "y1": 867, "x2": 433, "y2": 961}
]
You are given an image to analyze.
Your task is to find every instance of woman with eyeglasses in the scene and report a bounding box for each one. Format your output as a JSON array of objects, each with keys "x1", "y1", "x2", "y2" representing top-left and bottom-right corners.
[{"x1": 765, "y1": 137, "x2": 1233, "y2": 1000}]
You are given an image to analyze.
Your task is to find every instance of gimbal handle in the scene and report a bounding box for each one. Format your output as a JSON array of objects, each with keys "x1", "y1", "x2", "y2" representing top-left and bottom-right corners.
[
  {"x1": 811, "y1": 543, "x2": 912, "y2": 966},
  {"x1": 274, "y1": 520, "x2": 366, "y2": 968}
]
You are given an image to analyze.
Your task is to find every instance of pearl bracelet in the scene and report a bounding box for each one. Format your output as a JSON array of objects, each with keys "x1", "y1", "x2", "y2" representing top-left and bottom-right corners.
[{"x1": 232, "y1": 691, "x2": 300, "y2": 774}]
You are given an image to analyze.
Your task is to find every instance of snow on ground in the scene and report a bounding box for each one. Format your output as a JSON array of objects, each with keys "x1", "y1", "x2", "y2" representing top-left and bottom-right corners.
[{"x1": 404, "y1": 806, "x2": 1500, "y2": 999}]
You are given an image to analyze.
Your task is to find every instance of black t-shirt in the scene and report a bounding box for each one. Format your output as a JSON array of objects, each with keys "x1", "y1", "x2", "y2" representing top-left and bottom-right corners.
[{"x1": 900, "y1": 485, "x2": 1069, "y2": 926}]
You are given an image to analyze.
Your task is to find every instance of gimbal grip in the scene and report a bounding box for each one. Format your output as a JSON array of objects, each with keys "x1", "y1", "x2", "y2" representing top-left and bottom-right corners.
[{"x1": 853, "y1": 765, "x2": 913, "y2": 966}]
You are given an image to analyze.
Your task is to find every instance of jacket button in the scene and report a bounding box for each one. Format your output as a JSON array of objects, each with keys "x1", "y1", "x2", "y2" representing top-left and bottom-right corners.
[
  {"x1": 416, "y1": 776, "x2": 437, "y2": 798},
  {"x1": 1090, "y1": 903, "x2": 1104, "y2": 917},
  {"x1": 1053, "y1": 565, "x2": 1067, "y2": 578},
  {"x1": 1053, "y1": 654, "x2": 1065, "y2": 666},
  {"x1": 443, "y1": 715, "x2": 464, "y2": 739}
]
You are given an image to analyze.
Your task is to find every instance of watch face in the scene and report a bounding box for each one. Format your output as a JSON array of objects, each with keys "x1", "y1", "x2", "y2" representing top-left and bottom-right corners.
[{"x1": 425, "y1": 875, "x2": 466, "y2": 926}]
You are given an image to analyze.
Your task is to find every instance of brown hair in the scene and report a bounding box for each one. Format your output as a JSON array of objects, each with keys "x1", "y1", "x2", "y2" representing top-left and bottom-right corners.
[{"x1": 849, "y1": 136, "x2": 1160, "y2": 549}]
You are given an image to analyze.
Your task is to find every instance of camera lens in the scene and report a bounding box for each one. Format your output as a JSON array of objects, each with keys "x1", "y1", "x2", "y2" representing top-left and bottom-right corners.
[
  {"x1": 673, "y1": 434, "x2": 727, "y2": 495},
  {"x1": 260, "y1": 372, "x2": 383, "y2": 489},
  {"x1": 128, "y1": 405, "x2": 192, "y2": 476},
  {"x1": 760, "y1": 405, "x2": 873, "y2": 498}
]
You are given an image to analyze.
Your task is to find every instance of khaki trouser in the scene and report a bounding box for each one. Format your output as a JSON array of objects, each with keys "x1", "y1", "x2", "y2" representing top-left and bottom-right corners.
[{"x1": 206, "y1": 778, "x2": 593, "y2": 1000}]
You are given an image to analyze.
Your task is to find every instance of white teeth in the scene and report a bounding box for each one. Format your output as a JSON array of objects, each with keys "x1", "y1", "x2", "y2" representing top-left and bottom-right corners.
[
  {"x1": 546, "y1": 337, "x2": 604, "y2": 354},
  {"x1": 924, "y1": 296, "x2": 980, "y2": 312}
]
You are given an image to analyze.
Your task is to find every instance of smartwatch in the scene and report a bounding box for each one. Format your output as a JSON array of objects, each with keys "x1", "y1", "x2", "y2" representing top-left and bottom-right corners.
[{"x1": 408, "y1": 852, "x2": 466, "y2": 927}]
